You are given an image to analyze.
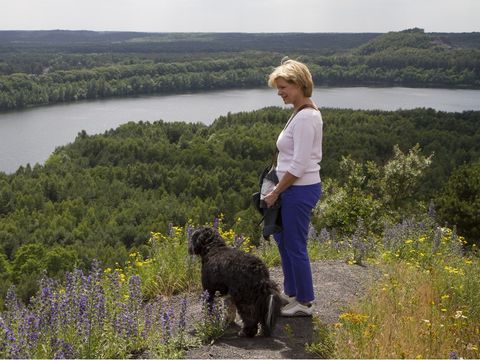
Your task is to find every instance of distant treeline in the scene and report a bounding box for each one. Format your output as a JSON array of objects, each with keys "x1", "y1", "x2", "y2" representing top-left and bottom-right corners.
[
  {"x1": 1, "y1": 107, "x2": 479, "y2": 301},
  {"x1": 0, "y1": 31, "x2": 380, "y2": 54},
  {"x1": 0, "y1": 28, "x2": 479, "y2": 111}
]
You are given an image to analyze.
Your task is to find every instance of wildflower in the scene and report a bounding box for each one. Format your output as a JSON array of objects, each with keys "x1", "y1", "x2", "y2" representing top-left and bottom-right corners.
[
  {"x1": 454, "y1": 310, "x2": 467, "y2": 319},
  {"x1": 405, "y1": 239, "x2": 414, "y2": 244},
  {"x1": 178, "y1": 297, "x2": 188, "y2": 332},
  {"x1": 441, "y1": 294, "x2": 450, "y2": 300},
  {"x1": 444, "y1": 265, "x2": 465, "y2": 276},
  {"x1": 467, "y1": 344, "x2": 478, "y2": 351},
  {"x1": 339, "y1": 312, "x2": 369, "y2": 323}
]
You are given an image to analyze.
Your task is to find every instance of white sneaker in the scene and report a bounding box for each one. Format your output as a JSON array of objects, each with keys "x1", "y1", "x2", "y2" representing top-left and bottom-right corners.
[
  {"x1": 281, "y1": 300, "x2": 313, "y2": 317},
  {"x1": 280, "y1": 293, "x2": 295, "y2": 305}
]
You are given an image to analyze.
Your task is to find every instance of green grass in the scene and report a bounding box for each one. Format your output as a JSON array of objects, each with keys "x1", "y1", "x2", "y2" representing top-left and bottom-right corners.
[{"x1": 309, "y1": 226, "x2": 480, "y2": 359}]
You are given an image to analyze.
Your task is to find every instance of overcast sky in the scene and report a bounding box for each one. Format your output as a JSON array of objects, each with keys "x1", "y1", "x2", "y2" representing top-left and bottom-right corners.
[{"x1": 1, "y1": 0, "x2": 479, "y2": 33}]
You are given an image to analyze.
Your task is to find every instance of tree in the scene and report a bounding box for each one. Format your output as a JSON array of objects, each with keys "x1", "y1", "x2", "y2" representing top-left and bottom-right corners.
[
  {"x1": 313, "y1": 145, "x2": 433, "y2": 235},
  {"x1": 435, "y1": 161, "x2": 480, "y2": 246}
]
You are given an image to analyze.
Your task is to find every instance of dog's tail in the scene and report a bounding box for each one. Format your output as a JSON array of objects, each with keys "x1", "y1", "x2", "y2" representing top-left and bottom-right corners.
[{"x1": 259, "y1": 280, "x2": 282, "y2": 336}]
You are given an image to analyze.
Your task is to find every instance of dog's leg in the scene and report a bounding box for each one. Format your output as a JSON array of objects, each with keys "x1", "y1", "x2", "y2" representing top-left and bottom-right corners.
[
  {"x1": 236, "y1": 304, "x2": 258, "y2": 337},
  {"x1": 224, "y1": 295, "x2": 237, "y2": 325}
]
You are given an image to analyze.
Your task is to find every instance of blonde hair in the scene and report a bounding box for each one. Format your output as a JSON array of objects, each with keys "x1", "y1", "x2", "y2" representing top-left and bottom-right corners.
[{"x1": 268, "y1": 58, "x2": 314, "y2": 97}]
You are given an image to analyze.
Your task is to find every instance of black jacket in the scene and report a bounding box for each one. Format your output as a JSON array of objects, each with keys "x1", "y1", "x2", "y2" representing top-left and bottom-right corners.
[{"x1": 252, "y1": 166, "x2": 282, "y2": 239}]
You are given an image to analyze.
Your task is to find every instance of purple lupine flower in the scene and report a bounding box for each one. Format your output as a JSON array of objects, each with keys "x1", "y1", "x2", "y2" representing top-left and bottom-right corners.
[
  {"x1": 93, "y1": 281, "x2": 106, "y2": 329},
  {"x1": 168, "y1": 222, "x2": 174, "y2": 237},
  {"x1": 178, "y1": 297, "x2": 188, "y2": 332},
  {"x1": 148, "y1": 296, "x2": 164, "y2": 338},
  {"x1": 115, "y1": 303, "x2": 137, "y2": 338},
  {"x1": 142, "y1": 303, "x2": 153, "y2": 339},
  {"x1": 24, "y1": 312, "x2": 40, "y2": 350},
  {"x1": 200, "y1": 289, "x2": 211, "y2": 304},
  {"x1": 114, "y1": 308, "x2": 126, "y2": 338},
  {"x1": 14, "y1": 308, "x2": 41, "y2": 358},
  {"x1": 0, "y1": 315, "x2": 11, "y2": 355},
  {"x1": 128, "y1": 276, "x2": 143, "y2": 312},
  {"x1": 213, "y1": 217, "x2": 219, "y2": 229},
  {"x1": 0, "y1": 316, "x2": 20, "y2": 359},
  {"x1": 51, "y1": 337, "x2": 77, "y2": 359},
  {"x1": 307, "y1": 225, "x2": 318, "y2": 242},
  {"x1": 76, "y1": 293, "x2": 91, "y2": 342},
  {"x1": 5, "y1": 287, "x2": 21, "y2": 316},
  {"x1": 319, "y1": 228, "x2": 330, "y2": 243},
  {"x1": 161, "y1": 305, "x2": 174, "y2": 344}
]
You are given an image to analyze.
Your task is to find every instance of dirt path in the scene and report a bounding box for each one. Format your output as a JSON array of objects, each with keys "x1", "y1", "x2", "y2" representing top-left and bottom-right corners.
[{"x1": 183, "y1": 260, "x2": 378, "y2": 359}]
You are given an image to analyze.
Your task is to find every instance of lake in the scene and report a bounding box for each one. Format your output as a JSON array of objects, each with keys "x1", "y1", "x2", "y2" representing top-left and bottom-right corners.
[{"x1": 1, "y1": 86, "x2": 480, "y2": 174}]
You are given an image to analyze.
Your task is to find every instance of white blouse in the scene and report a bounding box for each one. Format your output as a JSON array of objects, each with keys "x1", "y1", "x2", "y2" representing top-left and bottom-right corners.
[{"x1": 275, "y1": 108, "x2": 323, "y2": 186}]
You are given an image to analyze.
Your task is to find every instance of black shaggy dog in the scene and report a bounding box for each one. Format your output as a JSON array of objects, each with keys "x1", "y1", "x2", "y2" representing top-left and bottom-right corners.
[{"x1": 189, "y1": 227, "x2": 282, "y2": 337}]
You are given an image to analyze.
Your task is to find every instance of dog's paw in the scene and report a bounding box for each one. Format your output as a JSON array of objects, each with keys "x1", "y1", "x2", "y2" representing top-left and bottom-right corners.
[{"x1": 238, "y1": 326, "x2": 258, "y2": 338}]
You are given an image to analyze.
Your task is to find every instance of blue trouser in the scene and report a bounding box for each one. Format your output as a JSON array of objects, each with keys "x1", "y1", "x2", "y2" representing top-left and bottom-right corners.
[{"x1": 273, "y1": 183, "x2": 321, "y2": 303}]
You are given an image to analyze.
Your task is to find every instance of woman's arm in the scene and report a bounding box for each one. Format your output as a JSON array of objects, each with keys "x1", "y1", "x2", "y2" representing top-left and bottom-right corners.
[{"x1": 263, "y1": 171, "x2": 298, "y2": 207}]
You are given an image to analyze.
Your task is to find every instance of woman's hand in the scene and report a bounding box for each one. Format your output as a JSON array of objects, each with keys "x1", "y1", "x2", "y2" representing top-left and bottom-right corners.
[{"x1": 264, "y1": 189, "x2": 280, "y2": 208}]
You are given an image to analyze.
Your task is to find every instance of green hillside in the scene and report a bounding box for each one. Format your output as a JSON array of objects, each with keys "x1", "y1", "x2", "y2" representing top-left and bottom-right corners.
[{"x1": 1, "y1": 107, "x2": 479, "y2": 302}]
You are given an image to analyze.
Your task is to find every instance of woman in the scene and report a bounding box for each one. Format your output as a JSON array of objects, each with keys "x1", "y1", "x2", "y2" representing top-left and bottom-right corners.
[{"x1": 264, "y1": 59, "x2": 322, "y2": 317}]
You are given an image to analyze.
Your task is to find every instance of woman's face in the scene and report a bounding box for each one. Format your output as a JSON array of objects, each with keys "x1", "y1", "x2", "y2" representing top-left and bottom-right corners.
[{"x1": 275, "y1": 77, "x2": 303, "y2": 106}]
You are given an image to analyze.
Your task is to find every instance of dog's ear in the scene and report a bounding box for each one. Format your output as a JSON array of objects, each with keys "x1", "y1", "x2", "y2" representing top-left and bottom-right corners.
[{"x1": 190, "y1": 227, "x2": 216, "y2": 255}]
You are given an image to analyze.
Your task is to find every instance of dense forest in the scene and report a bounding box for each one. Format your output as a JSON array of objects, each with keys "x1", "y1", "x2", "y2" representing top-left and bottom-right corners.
[
  {"x1": 1, "y1": 27, "x2": 480, "y2": 303},
  {"x1": 1, "y1": 107, "x2": 480, "y2": 302},
  {"x1": 0, "y1": 28, "x2": 479, "y2": 110}
]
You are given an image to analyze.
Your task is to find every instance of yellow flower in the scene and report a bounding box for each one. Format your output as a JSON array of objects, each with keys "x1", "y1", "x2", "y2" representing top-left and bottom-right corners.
[
  {"x1": 405, "y1": 239, "x2": 414, "y2": 244},
  {"x1": 339, "y1": 312, "x2": 369, "y2": 323},
  {"x1": 104, "y1": 267, "x2": 112, "y2": 274},
  {"x1": 444, "y1": 265, "x2": 465, "y2": 275},
  {"x1": 441, "y1": 294, "x2": 450, "y2": 300}
]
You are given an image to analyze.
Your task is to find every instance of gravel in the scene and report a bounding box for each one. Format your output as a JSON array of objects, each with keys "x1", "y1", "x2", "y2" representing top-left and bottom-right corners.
[{"x1": 181, "y1": 260, "x2": 379, "y2": 359}]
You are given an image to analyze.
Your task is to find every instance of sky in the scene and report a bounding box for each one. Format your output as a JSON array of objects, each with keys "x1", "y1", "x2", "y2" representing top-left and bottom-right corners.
[{"x1": 0, "y1": 0, "x2": 479, "y2": 33}]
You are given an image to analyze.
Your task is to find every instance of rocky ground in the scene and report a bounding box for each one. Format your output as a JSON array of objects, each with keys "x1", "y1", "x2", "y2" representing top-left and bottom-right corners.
[{"x1": 181, "y1": 260, "x2": 379, "y2": 359}]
